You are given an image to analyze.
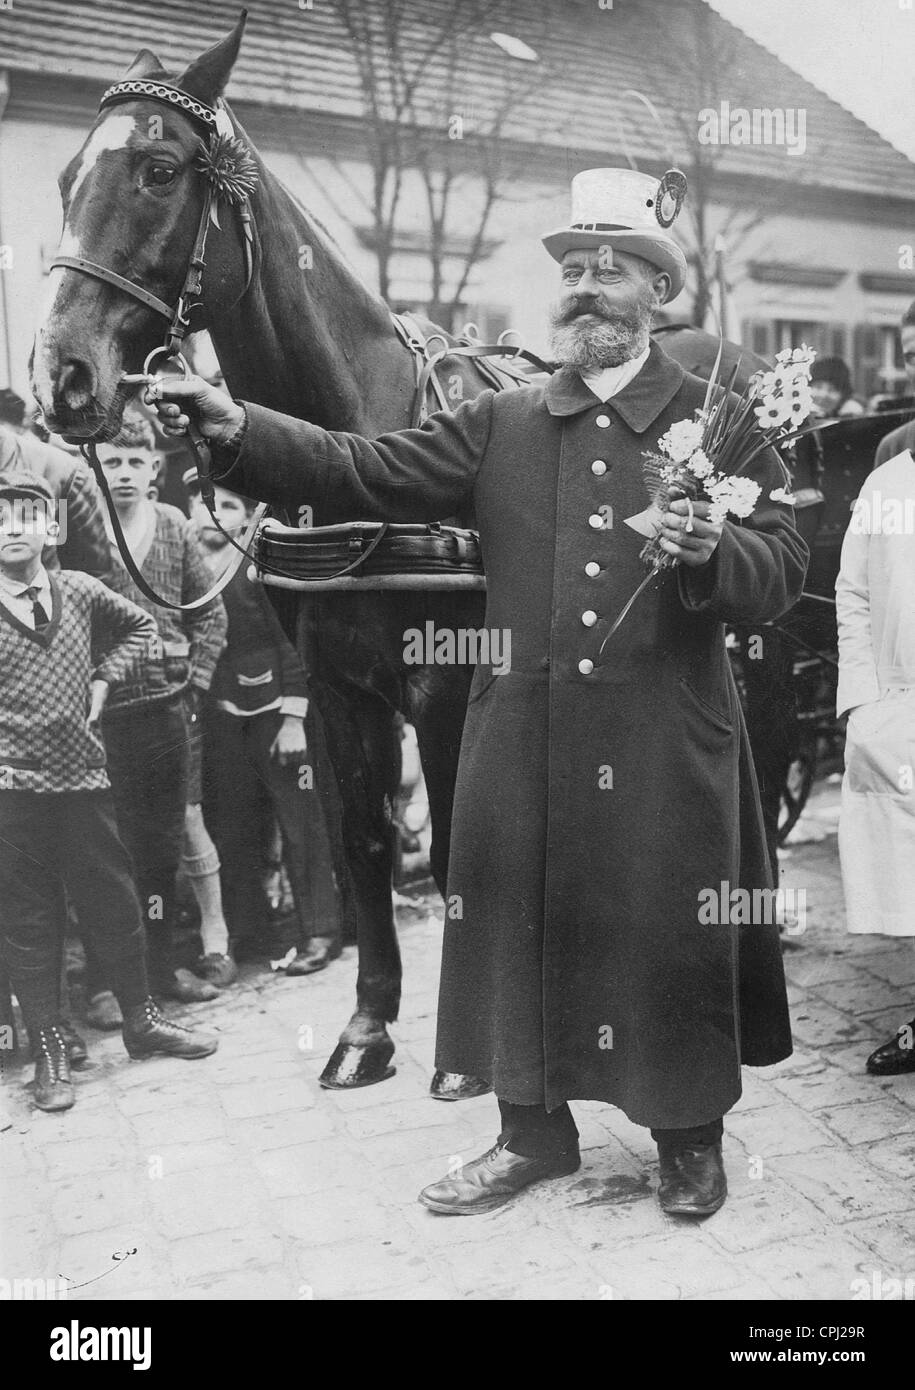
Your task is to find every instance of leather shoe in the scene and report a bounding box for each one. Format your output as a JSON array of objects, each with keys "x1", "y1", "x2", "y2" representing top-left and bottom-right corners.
[
  {"x1": 286, "y1": 936, "x2": 340, "y2": 976},
  {"x1": 658, "y1": 1140, "x2": 727, "y2": 1216},
  {"x1": 58, "y1": 1019, "x2": 89, "y2": 1068},
  {"x1": 194, "y1": 952, "x2": 238, "y2": 988},
  {"x1": 122, "y1": 997, "x2": 218, "y2": 1060},
  {"x1": 419, "y1": 1142, "x2": 580, "y2": 1215},
  {"x1": 866, "y1": 1019, "x2": 915, "y2": 1075},
  {"x1": 152, "y1": 968, "x2": 219, "y2": 1004},
  {"x1": 33, "y1": 1025, "x2": 75, "y2": 1111},
  {"x1": 86, "y1": 990, "x2": 123, "y2": 1030}
]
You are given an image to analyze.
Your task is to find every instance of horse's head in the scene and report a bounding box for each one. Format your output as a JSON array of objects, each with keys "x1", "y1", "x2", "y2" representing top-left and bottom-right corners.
[{"x1": 31, "y1": 14, "x2": 248, "y2": 439}]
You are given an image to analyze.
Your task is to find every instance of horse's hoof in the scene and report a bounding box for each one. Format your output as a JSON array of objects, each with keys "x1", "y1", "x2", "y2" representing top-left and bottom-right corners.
[
  {"x1": 319, "y1": 1039, "x2": 396, "y2": 1089},
  {"x1": 429, "y1": 1069, "x2": 492, "y2": 1101}
]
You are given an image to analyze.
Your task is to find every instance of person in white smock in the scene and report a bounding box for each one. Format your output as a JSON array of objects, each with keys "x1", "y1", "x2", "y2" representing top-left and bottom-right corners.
[{"x1": 836, "y1": 446, "x2": 915, "y2": 1074}]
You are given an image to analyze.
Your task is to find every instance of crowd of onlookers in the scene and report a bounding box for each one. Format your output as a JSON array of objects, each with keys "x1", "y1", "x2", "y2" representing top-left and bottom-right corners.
[{"x1": 0, "y1": 387, "x2": 346, "y2": 1111}]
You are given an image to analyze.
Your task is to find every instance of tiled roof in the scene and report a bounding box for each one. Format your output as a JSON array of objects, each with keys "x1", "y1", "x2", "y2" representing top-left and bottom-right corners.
[{"x1": 3, "y1": 0, "x2": 914, "y2": 204}]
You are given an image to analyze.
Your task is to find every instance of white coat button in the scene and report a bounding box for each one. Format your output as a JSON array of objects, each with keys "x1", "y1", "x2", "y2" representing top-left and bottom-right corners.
[
  {"x1": 595, "y1": 414, "x2": 611, "y2": 428},
  {"x1": 578, "y1": 658, "x2": 594, "y2": 675},
  {"x1": 585, "y1": 561, "x2": 600, "y2": 577},
  {"x1": 588, "y1": 513, "x2": 603, "y2": 529},
  {"x1": 591, "y1": 460, "x2": 607, "y2": 475},
  {"x1": 582, "y1": 610, "x2": 598, "y2": 627}
]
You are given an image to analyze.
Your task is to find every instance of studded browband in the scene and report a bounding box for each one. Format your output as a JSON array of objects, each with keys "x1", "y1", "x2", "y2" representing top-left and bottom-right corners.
[{"x1": 99, "y1": 79, "x2": 220, "y2": 131}]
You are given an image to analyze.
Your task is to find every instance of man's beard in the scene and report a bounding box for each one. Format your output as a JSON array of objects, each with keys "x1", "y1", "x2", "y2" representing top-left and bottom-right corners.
[{"x1": 548, "y1": 290, "x2": 654, "y2": 369}]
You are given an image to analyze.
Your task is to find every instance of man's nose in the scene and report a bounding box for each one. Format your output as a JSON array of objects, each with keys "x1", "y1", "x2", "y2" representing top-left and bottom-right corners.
[{"x1": 576, "y1": 266, "x2": 602, "y2": 294}]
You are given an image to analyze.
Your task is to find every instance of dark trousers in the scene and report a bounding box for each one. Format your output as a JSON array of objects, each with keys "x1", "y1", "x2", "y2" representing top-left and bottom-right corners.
[
  {"x1": 203, "y1": 708, "x2": 341, "y2": 946},
  {"x1": 88, "y1": 699, "x2": 189, "y2": 990},
  {"x1": 0, "y1": 790, "x2": 148, "y2": 1034},
  {"x1": 498, "y1": 1099, "x2": 724, "y2": 1158}
]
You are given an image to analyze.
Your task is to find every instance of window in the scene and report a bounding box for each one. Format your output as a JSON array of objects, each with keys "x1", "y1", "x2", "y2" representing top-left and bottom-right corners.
[{"x1": 854, "y1": 324, "x2": 906, "y2": 400}]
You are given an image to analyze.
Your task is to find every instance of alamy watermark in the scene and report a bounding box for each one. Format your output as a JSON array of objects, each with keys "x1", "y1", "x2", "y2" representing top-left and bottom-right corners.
[
  {"x1": 403, "y1": 622, "x2": 511, "y2": 674},
  {"x1": 849, "y1": 492, "x2": 915, "y2": 536},
  {"x1": 0, "y1": 498, "x2": 68, "y2": 544},
  {"x1": 697, "y1": 101, "x2": 807, "y2": 157},
  {"x1": 698, "y1": 880, "x2": 807, "y2": 933}
]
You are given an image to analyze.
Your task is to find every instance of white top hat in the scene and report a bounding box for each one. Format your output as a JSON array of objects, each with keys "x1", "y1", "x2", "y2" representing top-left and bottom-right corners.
[{"x1": 542, "y1": 167, "x2": 688, "y2": 302}]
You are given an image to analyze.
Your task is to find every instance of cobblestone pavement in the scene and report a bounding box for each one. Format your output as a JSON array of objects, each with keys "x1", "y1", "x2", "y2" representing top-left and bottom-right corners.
[{"x1": 3, "y1": 779, "x2": 915, "y2": 1302}]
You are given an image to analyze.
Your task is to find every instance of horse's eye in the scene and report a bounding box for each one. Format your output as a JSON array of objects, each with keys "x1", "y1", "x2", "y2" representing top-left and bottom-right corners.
[{"x1": 147, "y1": 164, "x2": 176, "y2": 187}]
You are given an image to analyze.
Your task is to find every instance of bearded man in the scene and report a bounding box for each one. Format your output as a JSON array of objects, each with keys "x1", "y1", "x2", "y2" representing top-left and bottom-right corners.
[{"x1": 149, "y1": 168, "x2": 806, "y2": 1219}]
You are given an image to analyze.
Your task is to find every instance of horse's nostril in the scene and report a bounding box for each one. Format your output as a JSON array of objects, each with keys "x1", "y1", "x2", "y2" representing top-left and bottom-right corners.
[{"x1": 58, "y1": 359, "x2": 96, "y2": 412}]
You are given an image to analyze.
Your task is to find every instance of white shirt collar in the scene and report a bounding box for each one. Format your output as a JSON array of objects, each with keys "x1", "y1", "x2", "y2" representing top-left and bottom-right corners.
[
  {"x1": 0, "y1": 564, "x2": 51, "y2": 599},
  {"x1": 580, "y1": 342, "x2": 651, "y2": 402}
]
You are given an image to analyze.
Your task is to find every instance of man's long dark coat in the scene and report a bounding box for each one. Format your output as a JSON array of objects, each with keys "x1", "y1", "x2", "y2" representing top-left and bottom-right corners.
[{"x1": 228, "y1": 341, "x2": 807, "y2": 1129}]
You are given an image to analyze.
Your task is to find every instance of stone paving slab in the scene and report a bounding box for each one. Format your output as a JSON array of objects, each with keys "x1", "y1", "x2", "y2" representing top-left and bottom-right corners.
[{"x1": 3, "y1": 782, "x2": 915, "y2": 1300}]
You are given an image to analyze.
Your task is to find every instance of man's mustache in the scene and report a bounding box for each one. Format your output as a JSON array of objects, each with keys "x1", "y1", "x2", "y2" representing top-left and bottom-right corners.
[{"x1": 559, "y1": 299, "x2": 614, "y2": 323}]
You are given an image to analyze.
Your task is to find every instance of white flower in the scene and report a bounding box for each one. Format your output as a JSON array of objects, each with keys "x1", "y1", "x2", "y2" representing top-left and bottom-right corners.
[
  {"x1": 770, "y1": 487, "x2": 796, "y2": 504},
  {"x1": 706, "y1": 475, "x2": 762, "y2": 524},
  {"x1": 688, "y1": 448, "x2": 713, "y2": 479},
  {"x1": 658, "y1": 416, "x2": 705, "y2": 463},
  {"x1": 775, "y1": 344, "x2": 816, "y2": 369},
  {"x1": 754, "y1": 397, "x2": 793, "y2": 429},
  {"x1": 785, "y1": 385, "x2": 814, "y2": 426}
]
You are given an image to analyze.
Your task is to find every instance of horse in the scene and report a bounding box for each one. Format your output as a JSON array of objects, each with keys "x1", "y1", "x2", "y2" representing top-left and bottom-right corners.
[{"x1": 31, "y1": 13, "x2": 509, "y2": 1097}]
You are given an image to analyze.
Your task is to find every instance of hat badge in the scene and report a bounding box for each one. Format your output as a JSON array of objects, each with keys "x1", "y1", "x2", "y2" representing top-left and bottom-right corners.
[{"x1": 655, "y1": 169, "x2": 688, "y2": 228}]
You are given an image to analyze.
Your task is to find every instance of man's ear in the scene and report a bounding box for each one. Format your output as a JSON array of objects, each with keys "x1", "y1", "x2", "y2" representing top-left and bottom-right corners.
[
  {"x1": 653, "y1": 271, "x2": 672, "y2": 305},
  {"x1": 45, "y1": 519, "x2": 61, "y2": 542}
]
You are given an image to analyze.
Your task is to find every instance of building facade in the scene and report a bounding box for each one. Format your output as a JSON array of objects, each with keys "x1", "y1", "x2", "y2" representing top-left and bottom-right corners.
[{"x1": 1, "y1": 0, "x2": 914, "y2": 402}]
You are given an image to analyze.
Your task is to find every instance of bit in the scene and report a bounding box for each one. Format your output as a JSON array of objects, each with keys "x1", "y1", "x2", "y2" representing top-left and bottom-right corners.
[{"x1": 120, "y1": 372, "x2": 160, "y2": 386}]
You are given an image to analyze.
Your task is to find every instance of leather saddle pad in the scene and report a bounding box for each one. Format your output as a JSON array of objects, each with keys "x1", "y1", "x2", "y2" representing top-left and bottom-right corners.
[{"x1": 254, "y1": 520, "x2": 484, "y2": 580}]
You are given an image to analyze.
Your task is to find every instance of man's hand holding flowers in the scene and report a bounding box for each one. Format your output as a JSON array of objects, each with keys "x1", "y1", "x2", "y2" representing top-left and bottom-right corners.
[{"x1": 658, "y1": 497, "x2": 724, "y2": 567}]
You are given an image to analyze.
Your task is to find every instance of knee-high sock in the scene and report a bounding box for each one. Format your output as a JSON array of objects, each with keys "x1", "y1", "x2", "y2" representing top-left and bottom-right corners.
[{"x1": 182, "y1": 806, "x2": 229, "y2": 956}]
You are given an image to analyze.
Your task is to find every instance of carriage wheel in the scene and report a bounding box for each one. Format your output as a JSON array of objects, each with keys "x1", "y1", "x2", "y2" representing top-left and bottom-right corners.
[{"x1": 777, "y1": 741, "x2": 816, "y2": 845}]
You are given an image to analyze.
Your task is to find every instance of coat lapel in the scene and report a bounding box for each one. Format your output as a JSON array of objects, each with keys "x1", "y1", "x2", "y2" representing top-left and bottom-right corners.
[{"x1": 545, "y1": 339, "x2": 685, "y2": 433}]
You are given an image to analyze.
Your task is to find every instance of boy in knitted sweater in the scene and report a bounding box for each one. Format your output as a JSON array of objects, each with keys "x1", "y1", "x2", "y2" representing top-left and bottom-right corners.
[
  {"x1": 0, "y1": 472, "x2": 218, "y2": 1112},
  {"x1": 83, "y1": 416, "x2": 227, "y2": 1025}
]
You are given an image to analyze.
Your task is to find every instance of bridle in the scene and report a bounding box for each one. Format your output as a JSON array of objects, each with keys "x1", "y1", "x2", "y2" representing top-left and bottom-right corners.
[
  {"x1": 52, "y1": 78, "x2": 267, "y2": 611},
  {"x1": 53, "y1": 79, "x2": 257, "y2": 358},
  {"x1": 51, "y1": 78, "x2": 554, "y2": 611}
]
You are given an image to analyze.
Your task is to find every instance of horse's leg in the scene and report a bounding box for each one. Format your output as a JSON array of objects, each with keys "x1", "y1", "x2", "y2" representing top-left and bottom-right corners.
[
  {"x1": 310, "y1": 677, "x2": 403, "y2": 1088},
  {"x1": 409, "y1": 663, "x2": 492, "y2": 1102}
]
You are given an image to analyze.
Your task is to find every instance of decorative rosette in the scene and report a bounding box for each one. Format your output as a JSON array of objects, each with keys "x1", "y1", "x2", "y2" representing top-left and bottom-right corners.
[{"x1": 195, "y1": 133, "x2": 260, "y2": 224}]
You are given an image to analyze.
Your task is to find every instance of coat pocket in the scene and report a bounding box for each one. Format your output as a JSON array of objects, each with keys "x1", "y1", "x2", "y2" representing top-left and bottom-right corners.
[
  {"x1": 467, "y1": 665, "x2": 500, "y2": 706},
  {"x1": 846, "y1": 698, "x2": 915, "y2": 797},
  {"x1": 678, "y1": 676, "x2": 734, "y2": 734}
]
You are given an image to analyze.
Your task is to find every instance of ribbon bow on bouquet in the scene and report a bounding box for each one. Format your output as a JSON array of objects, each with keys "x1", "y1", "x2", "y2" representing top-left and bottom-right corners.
[{"x1": 599, "y1": 342, "x2": 818, "y2": 653}]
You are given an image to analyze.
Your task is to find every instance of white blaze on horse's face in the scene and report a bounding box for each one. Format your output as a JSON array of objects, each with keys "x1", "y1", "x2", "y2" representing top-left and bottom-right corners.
[
  {"x1": 67, "y1": 113, "x2": 137, "y2": 207},
  {"x1": 31, "y1": 113, "x2": 141, "y2": 431}
]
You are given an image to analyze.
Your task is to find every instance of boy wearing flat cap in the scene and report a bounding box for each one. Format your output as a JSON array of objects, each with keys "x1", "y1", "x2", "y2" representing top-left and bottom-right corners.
[{"x1": 0, "y1": 471, "x2": 217, "y2": 1112}]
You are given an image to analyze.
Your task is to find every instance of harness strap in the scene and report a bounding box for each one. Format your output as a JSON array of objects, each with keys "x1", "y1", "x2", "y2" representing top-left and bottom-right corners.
[
  {"x1": 50, "y1": 257, "x2": 174, "y2": 321},
  {"x1": 390, "y1": 312, "x2": 554, "y2": 430}
]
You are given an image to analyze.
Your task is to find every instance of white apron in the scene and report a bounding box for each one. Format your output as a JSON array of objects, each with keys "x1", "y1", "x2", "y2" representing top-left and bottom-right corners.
[
  {"x1": 836, "y1": 449, "x2": 915, "y2": 937},
  {"x1": 839, "y1": 688, "x2": 915, "y2": 936}
]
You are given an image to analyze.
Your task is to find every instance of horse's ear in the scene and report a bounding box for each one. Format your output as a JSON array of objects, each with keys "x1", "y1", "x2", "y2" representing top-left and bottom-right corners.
[
  {"x1": 176, "y1": 10, "x2": 247, "y2": 105},
  {"x1": 124, "y1": 48, "x2": 165, "y2": 79}
]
